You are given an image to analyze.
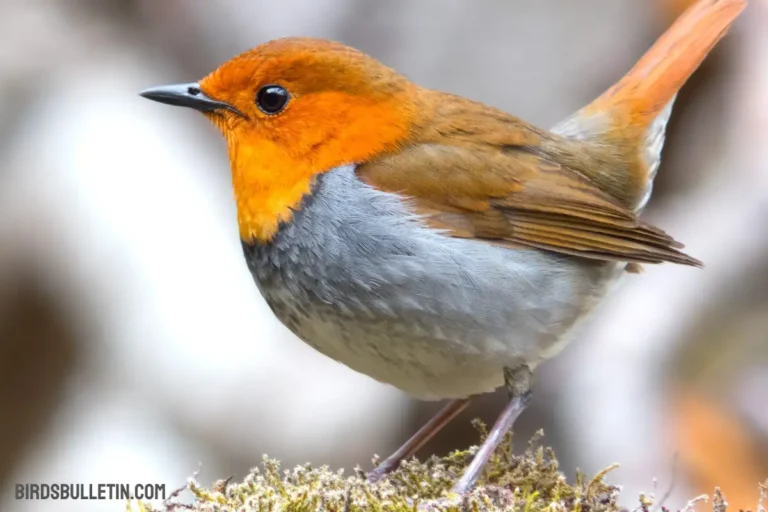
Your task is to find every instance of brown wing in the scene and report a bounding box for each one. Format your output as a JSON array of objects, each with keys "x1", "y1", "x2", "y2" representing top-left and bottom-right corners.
[{"x1": 356, "y1": 141, "x2": 701, "y2": 266}]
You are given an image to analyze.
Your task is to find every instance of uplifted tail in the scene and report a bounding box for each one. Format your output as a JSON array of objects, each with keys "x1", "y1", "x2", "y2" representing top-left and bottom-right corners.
[
  {"x1": 552, "y1": 0, "x2": 746, "y2": 210},
  {"x1": 587, "y1": 0, "x2": 745, "y2": 123}
]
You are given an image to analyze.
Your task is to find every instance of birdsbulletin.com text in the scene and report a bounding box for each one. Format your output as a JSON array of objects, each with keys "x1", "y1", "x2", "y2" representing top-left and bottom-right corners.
[{"x1": 16, "y1": 483, "x2": 166, "y2": 500}]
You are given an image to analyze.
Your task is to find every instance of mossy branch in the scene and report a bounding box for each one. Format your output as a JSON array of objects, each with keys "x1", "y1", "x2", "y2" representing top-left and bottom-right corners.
[{"x1": 127, "y1": 429, "x2": 768, "y2": 512}]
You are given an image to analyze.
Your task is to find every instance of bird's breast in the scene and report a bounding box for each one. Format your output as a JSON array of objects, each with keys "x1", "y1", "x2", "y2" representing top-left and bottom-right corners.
[{"x1": 242, "y1": 165, "x2": 621, "y2": 399}]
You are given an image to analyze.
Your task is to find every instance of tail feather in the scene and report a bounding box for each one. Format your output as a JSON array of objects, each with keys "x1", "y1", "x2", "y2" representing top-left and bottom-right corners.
[
  {"x1": 585, "y1": 0, "x2": 746, "y2": 124},
  {"x1": 552, "y1": 0, "x2": 746, "y2": 211}
]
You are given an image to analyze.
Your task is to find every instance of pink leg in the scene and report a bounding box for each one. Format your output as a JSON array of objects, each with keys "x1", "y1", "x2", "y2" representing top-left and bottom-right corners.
[
  {"x1": 368, "y1": 398, "x2": 471, "y2": 483},
  {"x1": 451, "y1": 391, "x2": 531, "y2": 494}
]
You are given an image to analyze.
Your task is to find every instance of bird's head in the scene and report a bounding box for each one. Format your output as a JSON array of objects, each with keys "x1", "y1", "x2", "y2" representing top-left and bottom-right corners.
[{"x1": 141, "y1": 38, "x2": 421, "y2": 243}]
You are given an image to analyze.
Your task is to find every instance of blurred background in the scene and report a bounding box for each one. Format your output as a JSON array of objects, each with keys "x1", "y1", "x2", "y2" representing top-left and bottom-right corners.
[{"x1": 0, "y1": 0, "x2": 765, "y2": 510}]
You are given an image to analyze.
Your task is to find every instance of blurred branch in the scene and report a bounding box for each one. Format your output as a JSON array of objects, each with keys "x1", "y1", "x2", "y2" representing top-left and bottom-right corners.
[{"x1": 0, "y1": 282, "x2": 79, "y2": 489}]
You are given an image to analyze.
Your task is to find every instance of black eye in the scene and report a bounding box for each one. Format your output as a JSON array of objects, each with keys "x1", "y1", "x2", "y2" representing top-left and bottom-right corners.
[{"x1": 256, "y1": 85, "x2": 289, "y2": 115}]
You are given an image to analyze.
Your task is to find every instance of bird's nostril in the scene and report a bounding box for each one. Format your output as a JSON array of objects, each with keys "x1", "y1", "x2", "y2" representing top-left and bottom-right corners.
[{"x1": 188, "y1": 86, "x2": 201, "y2": 96}]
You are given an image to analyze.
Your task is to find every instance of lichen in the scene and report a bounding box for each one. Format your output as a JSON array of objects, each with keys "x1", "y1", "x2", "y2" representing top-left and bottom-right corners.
[{"x1": 126, "y1": 430, "x2": 768, "y2": 512}]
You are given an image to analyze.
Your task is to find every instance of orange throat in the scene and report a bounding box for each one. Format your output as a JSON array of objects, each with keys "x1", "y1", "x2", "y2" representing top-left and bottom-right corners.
[
  {"x1": 216, "y1": 90, "x2": 418, "y2": 244},
  {"x1": 228, "y1": 139, "x2": 317, "y2": 244}
]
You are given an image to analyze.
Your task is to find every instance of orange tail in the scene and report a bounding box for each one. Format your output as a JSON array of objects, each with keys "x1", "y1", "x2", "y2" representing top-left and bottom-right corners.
[
  {"x1": 554, "y1": 0, "x2": 746, "y2": 210},
  {"x1": 586, "y1": 0, "x2": 746, "y2": 124}
]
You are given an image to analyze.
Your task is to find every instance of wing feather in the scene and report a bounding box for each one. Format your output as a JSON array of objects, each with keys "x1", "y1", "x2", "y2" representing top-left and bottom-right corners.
[{"x1": 357, "y1": 139, "x2": 701, "y2": 267}]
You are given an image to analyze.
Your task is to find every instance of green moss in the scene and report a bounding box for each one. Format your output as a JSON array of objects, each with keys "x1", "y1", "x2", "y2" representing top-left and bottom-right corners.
[{"x1": 127, "y1": 430, "x2": 768, "y2": 512}]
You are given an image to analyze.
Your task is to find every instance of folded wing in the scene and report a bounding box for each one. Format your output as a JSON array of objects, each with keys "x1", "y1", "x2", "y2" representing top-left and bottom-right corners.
[{"x1": 357, "y1": 141, "x2": 701, "y2": 266}]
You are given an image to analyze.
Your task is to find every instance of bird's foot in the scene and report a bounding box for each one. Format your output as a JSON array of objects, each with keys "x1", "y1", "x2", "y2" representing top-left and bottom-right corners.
[{"x1": 366, "y1": 460, "x2": 399, "y2": 484}]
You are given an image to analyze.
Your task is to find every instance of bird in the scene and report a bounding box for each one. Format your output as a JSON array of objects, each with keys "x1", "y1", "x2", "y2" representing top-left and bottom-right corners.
[{"x1": 140, "y1": 0, "x2": 745, "y2": 494}]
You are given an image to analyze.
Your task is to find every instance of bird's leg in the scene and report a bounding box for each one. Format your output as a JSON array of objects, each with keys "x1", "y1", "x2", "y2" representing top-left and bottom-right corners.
[
  {"x1": 451, "y1": 365, "x2": 532, "y2": 494},
  {"x1": 368, "y1": 398, "x2": 471, "y2": 483}
]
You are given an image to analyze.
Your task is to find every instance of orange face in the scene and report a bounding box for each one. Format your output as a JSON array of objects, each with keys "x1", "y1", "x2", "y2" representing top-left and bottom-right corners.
[{"x1": 193, "y1": 38, "x2": 419, "y2": 243}]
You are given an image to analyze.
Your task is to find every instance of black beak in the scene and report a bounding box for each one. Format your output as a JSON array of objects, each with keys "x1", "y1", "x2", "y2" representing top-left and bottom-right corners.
[{"x1": 139, "y1": 82, "x2": 246, "y2": 118}]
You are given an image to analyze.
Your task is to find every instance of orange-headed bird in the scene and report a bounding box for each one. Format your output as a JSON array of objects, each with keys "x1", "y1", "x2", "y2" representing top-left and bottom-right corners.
[{"x1": 141, "y1": 0, "x2": 745, "y2": 493}]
